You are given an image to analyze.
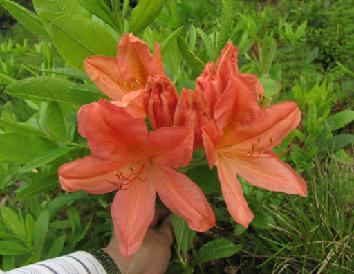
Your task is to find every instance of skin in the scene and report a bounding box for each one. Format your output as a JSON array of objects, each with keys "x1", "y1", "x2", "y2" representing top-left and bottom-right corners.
[{"x1": 104, "y1": 210, "x2": 174, "y2": 274}]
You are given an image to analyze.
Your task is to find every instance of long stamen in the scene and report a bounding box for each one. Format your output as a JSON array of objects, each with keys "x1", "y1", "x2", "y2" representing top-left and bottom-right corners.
[{"x1": 105, "y1": 163, "x2": 146, "y2": 191}]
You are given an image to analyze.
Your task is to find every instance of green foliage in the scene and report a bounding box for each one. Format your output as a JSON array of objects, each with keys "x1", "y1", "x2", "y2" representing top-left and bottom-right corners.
[{"x1": 0, "y1": 0, "x2": 353, "y2": 272}]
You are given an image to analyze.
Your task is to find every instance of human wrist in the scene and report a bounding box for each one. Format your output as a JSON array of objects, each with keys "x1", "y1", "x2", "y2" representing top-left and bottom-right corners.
[{"x1": 90, "y1": 248, "x2": 122, "y2": 274}]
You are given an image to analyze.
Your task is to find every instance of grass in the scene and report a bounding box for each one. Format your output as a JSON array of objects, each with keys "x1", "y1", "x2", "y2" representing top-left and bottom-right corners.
[{"x1": 238, "y1": 157, "x2": 354, "y2": 273}]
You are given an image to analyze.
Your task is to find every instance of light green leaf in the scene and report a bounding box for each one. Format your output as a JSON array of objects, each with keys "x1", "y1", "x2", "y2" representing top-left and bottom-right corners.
[
  {"x1": 0, "y1": 0, "x2": 49, "y2": 39},
  {"x1": 170, "y1": 214, "x2": 196, "y2": 258},
  {"x1": 46, "y1": 102, "x2": 67, "y2": 140},
  {"x1": 130, "y1": 0, "x2": 165, "y2": 34},
  {"x1": 0, "y1": 119, "x2": 47, "y2": 138},
  {"x1": 160, "y1": 26, "x2": 183, "y2": 53},
  {"x1": 79, "y1": 0, "x2": 115, "y2": 27},
  {"x1": 326, "y1": 110, "x2": 354, "y2": 131},
  {"x1": 193, "y1": 238, "x2": 241, "y2": 265},
  {"x1": 17, "y1": 174, "x2": 59, "y2": 200},
  {"x1": 33, "y1": 210, "x2": 49, "y2": 254},
  {"x1": 0, "y1": 72, "x2": 15, "y2": 85},
  {"x1": 19, "y1": 147, "x2": 73, "y2": 173},
  {"x1": 0, "y1": 241, "x2": 29, "y2": 255},
  {"x1": 33, "y1": 0, "x2": 117, "y2": 67},
  {"x1": 47, "y1": 235, "x2": 66, "y2": 258},
  {"x1": 260, "y1": 76, "x2": 279, "y2": 98},
  {"x1": 0, "y1": 132, "x2": 57, "y2": 164},
  {"x1": 0, "y1": 207, "x2": 26, "y2": 240},
  {"x1": 177, "y1": 36, "x2": 204, "y2": 77},
  {"x1": 6, "y1": 77, "x2": 101, "y2": 105},
  {"x1": 42, "y1": 67, "x2": 89, "y2": 81}
]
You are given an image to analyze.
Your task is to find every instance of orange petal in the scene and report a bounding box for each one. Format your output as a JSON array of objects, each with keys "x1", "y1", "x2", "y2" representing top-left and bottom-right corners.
[
  {"x1": 84, "y1": 56, "x2": 125, "y2": 100},
  {"x1": 78, "y1": 100, "x2": 148, "y2": 160},
  {"x1": 232, "y1": 153, "x2": 307, "y2": 196},
  {"x1": 216, "y1": 42, "x2": 239, "y2": 91},
  {"x1": 58, "y1": 156, "x2": 124, "y2": 194},
  {"x1": 174, "y1": 89, "x2": 210, "y2": 149},
  {"x1": 115, "y1": 89, "x2": 146, "y2": 118},
  {"x1": 216, "y1": 157, "x2": 254, "y2": 228},
  {"x1": 111, "y1": 181, "x2": 156, "y2": 256},
  {"x1": 143, "y1": 75, "x2": 178, "y2": 129},
  {"x1": 148, "y1": 127, "x2": 193, "y2": 168},
  {"x1": 233, "y1": 101, "x2": 301, "y2": 152},
  {"x1": 151, "y1": 165, "x2": 215, "y2": 231},
  {"x1": 117, "y1": 33, "x2": 164, "y2": 86},
  {"x1": 238, "y1": 73, "x2": 264, "y2": 99},
  {"x1": 202, "y1": 121, "x2": 222, "y2": 167}
]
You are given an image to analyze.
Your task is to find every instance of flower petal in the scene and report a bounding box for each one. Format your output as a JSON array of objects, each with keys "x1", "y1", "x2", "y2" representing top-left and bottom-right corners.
[
  {"x1": 216, "y1": 157, "x2": 254, "y2": 228},
  {"x1": 148, "y1": 127, "x2": 193, "y2": 168},
  {"x1": 78, "y1": 100, "x2": 148, "y2": 160},
  {"x1": 58, "y1": 156, "x2": 124, "y2": 194},
  {"x1": 202, "y1": 121, "x2": 222, "y2": 167},
  {"x1": 216, "y1": 42, "x2": 239, "y2": 91},
  {"x1": 84, "y1": 56, "x2": 125, "y2": 100},
  {"x1": 111, "y1": 181, "x2": 156, "y2": 256},
  {"x1": 117, "y1": 33, "x2": 164, "y2": 86},
  {"x1": 151, "y1": 166, "x2": 215, "y2": 231},
  {"x1": 115, "y1": 89, "x2": 146, "y2": 118},
  {"x1": 232, "y1": 154, "x2": 307, "y2": 196},
  {"x1": 233, "y1": 101, "x2": 301, "y2": 151}
]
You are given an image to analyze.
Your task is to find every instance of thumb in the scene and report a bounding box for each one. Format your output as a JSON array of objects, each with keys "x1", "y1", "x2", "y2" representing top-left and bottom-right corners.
[{"x1": 158, "y1": 217, "x2": 174, "y2": 246}]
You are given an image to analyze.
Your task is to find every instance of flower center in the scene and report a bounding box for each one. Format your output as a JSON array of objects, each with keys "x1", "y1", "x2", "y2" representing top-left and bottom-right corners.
[{"x1": 106, "y1": 161, "x2": 147, "y2": 191}]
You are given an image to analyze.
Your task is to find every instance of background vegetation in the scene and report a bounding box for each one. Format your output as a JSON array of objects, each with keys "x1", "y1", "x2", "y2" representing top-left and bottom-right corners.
[{"x1": 0, "y1": 0, "x2": 353, "y2": 273}]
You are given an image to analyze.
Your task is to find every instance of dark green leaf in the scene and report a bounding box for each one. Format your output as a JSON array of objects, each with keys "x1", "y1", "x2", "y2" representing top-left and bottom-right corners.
[
  {"x1": 193, "y1": 238, "x2": 241, "y2": 265},
  {"x1": 0, "y1": 207, "x2": 26, "y2": 240},
  {"x1": 0, "y1": 0, "x2": 49, "y2": 39},
  {"x1": 177, "y1": 36, "x2": 204, "y2": 77},
  {"x1": 186, "y1": 165, "x2": 220, "y2": 194},
  {"x1": 130, "y1": 0, "x2": 165, "y2": 34}
]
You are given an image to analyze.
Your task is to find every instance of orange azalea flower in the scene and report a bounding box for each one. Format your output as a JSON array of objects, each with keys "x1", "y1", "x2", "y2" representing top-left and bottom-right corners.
[
  {"x1": 58, "y1": 100, "x2": 215, "y2": 256},
  {"x1": 84, "y1": 33, "x2": 165, "y2": 117},
  {"x1": 198, "y1": 43, "x2": 307, "y2": 228}
]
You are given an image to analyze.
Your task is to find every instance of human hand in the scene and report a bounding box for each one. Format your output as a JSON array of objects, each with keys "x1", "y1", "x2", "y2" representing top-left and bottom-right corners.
[{"x1": 104, "y1": 210, "x2": 174, "y2": 274}]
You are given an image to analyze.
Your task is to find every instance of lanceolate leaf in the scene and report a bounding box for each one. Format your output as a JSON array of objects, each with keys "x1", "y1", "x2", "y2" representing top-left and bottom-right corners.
[
  {"x1": 177, "y1": 36, "x2": 204, "y2": 77},
  {"x1": 45, "y1": 102, "x2": 68, "y2": 140},
  {"x1": 0, "y1": 0, "x2": 49, "y2": 39},
  {"x1": 130, "y1": 0, "x2": 165, "y2": 34},
  {"x1": 17, "y1": 174, "x2": 59, "y2": 200},
  {"x1": 0, "y1": 133, "x2": 57, "y2": 164},
  {"x1": 0, "y1": 241, "x2": 29, "y2": 255},
  {"x1": 170, "y1": 214, "x2": 196, "y2": 258},
  {"x1": 33, "y1": 210, "x2": 49, "y2": 254},
  {"x1": 33, "y1": 0, "x2": 117, "y2": 67},
  {"x1": 6, "y1": 77, "x2": 101, "y2": 105},
  {"x1": 326, "y1": 110, "x2": 354, "y2": 131},
  {"x1": 0, "y1": 207, "x2": 27, "y2": 240},
  {"x1": 193, "y1": 238, "x2": 241, "y2": 265}
]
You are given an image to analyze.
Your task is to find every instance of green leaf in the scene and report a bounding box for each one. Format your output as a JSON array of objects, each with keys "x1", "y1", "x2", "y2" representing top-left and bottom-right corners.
[
  {"x1": 0, "y1": 132, "x2": 57, "y2": 164},
  {"x1": 42, "y1": 67, "x2": 89, "y2": 81},
  {"x1": 79, "y1": 0, "x2": 115, "y2": 27},
  {"x1": 186, "y1": 165, "x2": 220, "y2": 194},
  {"x1": 177, "y1": 36, "x2": 204, "y2": 77},
  {"x1": 0, "y1": 241, "x2": 29, "y2": 255},
  {"x1": 130, "y1": 0, "x2": 165, "y2": 34},
  {"x1": 320, "y1": 134, "x2": 354, "y2": 152},
  {"x1": 46, "y1": 102, "x2": 67, "y2": 140},
  {"x1": 16, "y1": 174, "x2": 59, "y2": 200},
  {"x1": 6, "y1": 77, "x2": 101, "y2": 105},
  {"x1": 260, "y1": 76, "x2": 279, "y2": 98},
  {"x1": 33, "y1": 0, "x2": 117, "y2": 67},
  {"x1": 193, "y1": 238, "x2": 241, "y2": 265},
  {"x1": 0, "y1": 72, "x2": 15, "y2": 85},
  {"x1": 0, "y1": 119, "x2": 47, "y2": 138},
  {"x1": 170, "y1": 214, "x2": 196, "y2": 258},
  {"x1": 326, "y1": 110, "x2": 354, "y2": 131},
  {"x1": 0, "y1": 0, "x2": 49, "y2": 39},
  {"x1": 2, "y1": 255, "x2": 15, "y2": 271},
  {"x1": 0, "y1": 207, "x2": 26, "y2": 240},
  {"x1": 47, "y1": 235, "x2": 66, "y2": 258},
  {"x1": 19, "y1": 147, "x2": 73, "y2": 173},
  {"x1": 251, "y1": 211, "x2": 275, "y2": 230},
  {"x1": 160, "y1": 26, "x2": 184, "y2": 53},
  {"x1": 33, "y1": 210, "x2": 49, "y2": 254},
  {"x1": 197, "y1": 28, "x2": 215, "y2": 61}
]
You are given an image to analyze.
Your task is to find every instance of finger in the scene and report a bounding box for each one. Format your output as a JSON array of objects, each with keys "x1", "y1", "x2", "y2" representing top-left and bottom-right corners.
[
  {"x1": 150, "y1": 208, "x2": 169, "y2": 228},
  {"x1": 158, "y1": 217, "x2": 174, "y2": 246}
]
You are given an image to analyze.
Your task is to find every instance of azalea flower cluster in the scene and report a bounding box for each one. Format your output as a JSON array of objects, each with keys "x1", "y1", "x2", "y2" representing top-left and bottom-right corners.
[{"x1": 58, "y1": 33, "x2": 307, "y2": 257}]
